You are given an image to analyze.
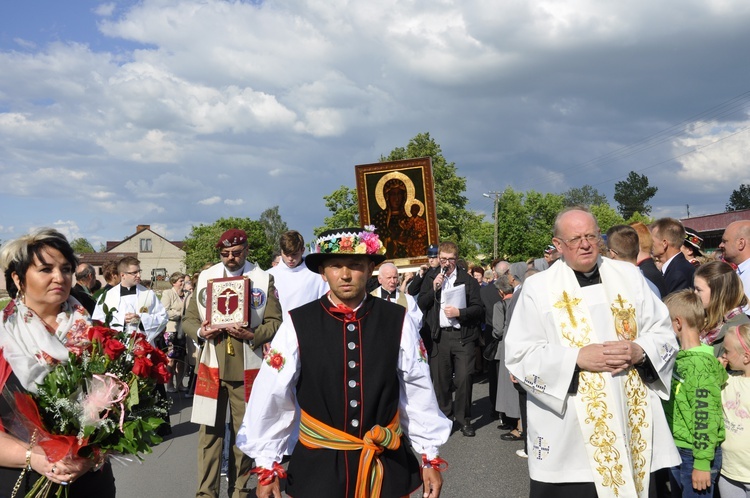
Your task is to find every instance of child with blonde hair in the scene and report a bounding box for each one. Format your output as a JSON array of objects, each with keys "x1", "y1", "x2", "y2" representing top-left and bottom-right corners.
[
  {"x1": 664, "y1": 290, "x2": 727, "y2": 497},
  {"x1": 719, "y1": 323, "x2": 750, "y2": 497}
]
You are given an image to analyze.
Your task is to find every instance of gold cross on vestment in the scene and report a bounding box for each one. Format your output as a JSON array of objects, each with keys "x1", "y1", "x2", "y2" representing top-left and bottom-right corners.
[
  {"x1": 614, "y1": 294, "x2": 627, "y2": 309},
  {"x1": 554, "y1": 291, "x2": 581, "y2": 328}
]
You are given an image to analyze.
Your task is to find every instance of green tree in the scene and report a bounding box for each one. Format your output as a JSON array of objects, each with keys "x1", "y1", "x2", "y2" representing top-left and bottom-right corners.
[
  {"x1": 70, "y1": 237, "x2": 95, "y2": 254},
  {"x1": 590, "y1": 204, "x2": 625, "y2": 234},
  {"x1": 182, "y1": 217, "x2": 273, "y2": 273},
  {"x1": 625, "y1": 212, "x2": 654, "y2": 226},
  {"x1": 726, "y1": 184, "x2": 750, "y2": 211},
  {"x1": 313, "y1": 186, "x2": 360, "y2": 236},
  {"x1": 259, "y1": 206, "x2": 289, "y2": 250},
  {"x1": 614, "y1": 171, "x2": 658, "y2": 219},
  {"x1": 495, "y1": 187, "x2": 564, "y2": 261},
  {"x1": 563, "y1": 185, "x2": 608, "y2": 207}
]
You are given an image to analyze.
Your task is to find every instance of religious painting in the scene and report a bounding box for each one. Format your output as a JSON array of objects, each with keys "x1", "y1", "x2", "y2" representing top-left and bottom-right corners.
[
  {"x1": 356, "y1": 157, "x2": 439, "y2": 265},
  {"x1": 205, "y1": 276, "x2": 250, "y2": 331}
]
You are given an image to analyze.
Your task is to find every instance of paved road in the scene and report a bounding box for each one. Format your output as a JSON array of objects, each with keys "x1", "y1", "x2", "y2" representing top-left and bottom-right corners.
[{"x1": 114, "y1": 374, "x2": 531, "y2": 497}]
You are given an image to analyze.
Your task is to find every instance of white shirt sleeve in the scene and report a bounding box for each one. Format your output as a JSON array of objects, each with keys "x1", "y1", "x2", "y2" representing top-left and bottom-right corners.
[
  {"x1": 140, "y1": 291, "x2": 168, "y2": 344},
  {"x1": 236, "y1": 320, "x2": 300, "y2": 469},
  {"x1": 397, "y1": 317, "x2": 452, "y2": 459},
  {"x1": 504, "y1": 279, "x2": 581, "y2": 415}
]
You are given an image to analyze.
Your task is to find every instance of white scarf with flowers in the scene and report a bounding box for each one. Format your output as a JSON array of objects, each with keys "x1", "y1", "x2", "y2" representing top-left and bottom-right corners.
[{"x1": 0, "y1": 297, "x2": 91, "y2": 392}]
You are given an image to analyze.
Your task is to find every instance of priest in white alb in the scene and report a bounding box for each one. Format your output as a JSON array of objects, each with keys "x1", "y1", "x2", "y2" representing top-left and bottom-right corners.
[{"x1": 504, "y1": 207, "x2": 680, "y2": 498}]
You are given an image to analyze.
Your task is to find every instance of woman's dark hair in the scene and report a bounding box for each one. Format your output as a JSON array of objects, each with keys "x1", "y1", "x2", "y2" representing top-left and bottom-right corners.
[{"x1": 0, "y1": 228, "x2": 78, "y2": 298}]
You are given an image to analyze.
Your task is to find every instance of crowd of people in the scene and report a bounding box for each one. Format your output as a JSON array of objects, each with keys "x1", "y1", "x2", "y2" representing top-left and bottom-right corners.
[{"x1": 1, "y1": 212, "x2": 750, "y2": 497}]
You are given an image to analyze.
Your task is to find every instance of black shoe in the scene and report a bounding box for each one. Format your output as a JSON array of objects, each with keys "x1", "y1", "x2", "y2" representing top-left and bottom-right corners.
[
  {"x1": 497, "y1": 422, "x2": 514, "y2": 431},
  {"x1": 500, "y1": 431, "x2": 524, "y2": 441},
  {"x1": 460, "y1": 424, "x2": 476, "y2": 437}
]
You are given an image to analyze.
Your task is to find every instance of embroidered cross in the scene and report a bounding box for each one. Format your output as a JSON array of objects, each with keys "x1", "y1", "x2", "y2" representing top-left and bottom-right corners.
[
  {"x1": 523, "y1": 374, "x2": 547, "y2": 394},
  {"x1": 532, "y1": 437, "x2": 550, "y2": 460},
  {"x1": 614, "y1": 294, "x2": 627, "y2": 309},
  {"x1": 554, "y1": 291, "x2": 581, "y2": 328}
]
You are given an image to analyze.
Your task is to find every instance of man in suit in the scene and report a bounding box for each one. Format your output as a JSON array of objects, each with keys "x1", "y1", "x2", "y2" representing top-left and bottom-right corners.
[
  {"x1": 418, "y1": 241, "x2": 484, "y2": 437},
  {"x1": 651, "y1": 218, "x2": 695, "y2": 296},
  {"x1": 630, "y1": 222, "x2": 669, "y2": 297},
  {"x1": 720, "y1": 220, "x2": 750, "y2": 308},
  {"x1": 72, "y1": 263, "x2": 97, "y2": 314}
]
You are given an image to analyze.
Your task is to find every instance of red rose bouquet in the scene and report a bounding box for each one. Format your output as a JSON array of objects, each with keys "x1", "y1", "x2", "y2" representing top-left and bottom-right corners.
[{"x1": 7, "y1": 323, "x2": 171, "y2": 497}]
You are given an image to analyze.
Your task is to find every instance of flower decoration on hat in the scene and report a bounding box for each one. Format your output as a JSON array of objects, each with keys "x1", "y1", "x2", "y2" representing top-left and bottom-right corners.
[
  {"x1": 684, "y1": 231, "x2": 703, "y2": 250},
  {"x1": 312, "y1": 226, "x2": 386, "y2": 256}
]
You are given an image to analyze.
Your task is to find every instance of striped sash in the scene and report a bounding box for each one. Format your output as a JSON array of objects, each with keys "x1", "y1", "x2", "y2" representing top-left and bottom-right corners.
[{"x1": 299, "y1": 409, "x2": 402, "y2": 498}]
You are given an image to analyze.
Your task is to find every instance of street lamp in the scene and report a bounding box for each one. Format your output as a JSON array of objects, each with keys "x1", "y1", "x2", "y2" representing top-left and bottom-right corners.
[{"x1": 483, "y1": 191, "x2": 501, "y2": 260}]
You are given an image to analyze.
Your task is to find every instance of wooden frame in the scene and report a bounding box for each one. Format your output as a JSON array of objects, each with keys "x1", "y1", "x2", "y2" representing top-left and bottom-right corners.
[
  {"x1": 205, "y1": 276, "x2": 250, "y2": 331},
  {"x1": 355, "y1": 157, "x2": 439, "y2": 266}
]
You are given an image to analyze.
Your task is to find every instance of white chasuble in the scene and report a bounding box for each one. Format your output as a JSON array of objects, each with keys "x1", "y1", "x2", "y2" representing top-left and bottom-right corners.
[{"x1": 505, "y1": 257, "x2": 679, "y2": 497}]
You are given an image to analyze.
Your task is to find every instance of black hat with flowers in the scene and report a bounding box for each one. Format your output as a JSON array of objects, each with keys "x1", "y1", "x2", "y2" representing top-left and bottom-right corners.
[
  {"x1": 684, "y1": 230, "x2": 703, "y2": 256},
  {"x1": 305, "y1": 226, "x2": 387, "y2": 274}
]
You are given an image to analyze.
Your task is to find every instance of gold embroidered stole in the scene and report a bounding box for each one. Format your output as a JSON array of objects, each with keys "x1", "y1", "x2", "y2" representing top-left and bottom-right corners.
[{"x1": 549, "y1": 261, "x2": 652, "y2": 498}]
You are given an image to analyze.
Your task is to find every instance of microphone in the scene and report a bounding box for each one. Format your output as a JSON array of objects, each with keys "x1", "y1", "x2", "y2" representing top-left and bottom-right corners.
[{"x1": 441, "y1": 265, "x2": 448, "y2": 276}]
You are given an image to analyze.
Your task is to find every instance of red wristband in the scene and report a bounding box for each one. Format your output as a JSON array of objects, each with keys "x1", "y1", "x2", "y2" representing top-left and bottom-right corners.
[
  {"x1": 250, "y1": 462, "x2": 287, "y2": 486},
  {"x1": 421, "y1": 455, "x2": 448, "y2": 472}
]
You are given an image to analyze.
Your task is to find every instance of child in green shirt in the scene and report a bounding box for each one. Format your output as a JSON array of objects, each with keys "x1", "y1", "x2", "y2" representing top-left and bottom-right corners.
[{"x1": 664, "y1": 290, "x2": 728, "y2": 497}]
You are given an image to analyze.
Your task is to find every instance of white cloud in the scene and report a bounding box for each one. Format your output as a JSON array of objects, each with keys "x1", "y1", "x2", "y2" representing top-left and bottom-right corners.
[
  {"x1": 51, "y1": 220, "x2": 83, "y2": 241},
  {"x1": 198, "y1": 196, "x2": 221, "y2": 206},
  {"x1": 2, "y1": 0, "x2": 750, "y2": 245}
]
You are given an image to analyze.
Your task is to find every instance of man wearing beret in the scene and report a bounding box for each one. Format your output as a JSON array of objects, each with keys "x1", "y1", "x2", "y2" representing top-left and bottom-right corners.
[
  {"x1": 183, "y1": 229, "x2": 282, "y2": 498},
  {"x1": 237, "y1": 227, "x2": 451, "y2": 498}
]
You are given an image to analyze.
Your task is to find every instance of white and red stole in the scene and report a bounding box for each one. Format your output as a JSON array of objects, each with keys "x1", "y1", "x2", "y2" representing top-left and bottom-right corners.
[{"x1": 191, "y1": 261, "x2": 269, "y2": 426}]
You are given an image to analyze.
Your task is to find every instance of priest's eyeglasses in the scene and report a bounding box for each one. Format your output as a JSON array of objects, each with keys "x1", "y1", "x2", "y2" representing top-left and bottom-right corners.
[{"x1": 557, "y1": 234, "x2": 599, "y2": 249}]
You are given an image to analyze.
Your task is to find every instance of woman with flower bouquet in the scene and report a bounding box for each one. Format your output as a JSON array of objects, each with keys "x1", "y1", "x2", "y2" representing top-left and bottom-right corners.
[{"x1": 0, "y1": 229, "x2": 171, "y2": 497}]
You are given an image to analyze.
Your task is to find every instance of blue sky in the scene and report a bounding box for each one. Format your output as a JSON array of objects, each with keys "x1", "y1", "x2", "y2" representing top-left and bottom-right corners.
[{"x1": 1, "y1": 0, "x2": 750, "y2": 250}]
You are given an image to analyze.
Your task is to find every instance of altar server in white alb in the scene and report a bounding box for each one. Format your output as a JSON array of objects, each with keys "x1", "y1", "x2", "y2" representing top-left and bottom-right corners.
[
  {"x1": 93, "y1": 256, "x2": 167, "y2": 344},
  {"x1": 504, "y1": 207, "x2": 680, "y2": 498},
  {"x1": 267, "y1": 230, "x2": 328, "y2": 321}
]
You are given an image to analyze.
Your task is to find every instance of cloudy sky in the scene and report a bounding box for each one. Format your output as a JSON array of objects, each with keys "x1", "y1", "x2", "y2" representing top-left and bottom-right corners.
[{"x1": 1, "y1": 0, "x2": 749, "y2": 248}]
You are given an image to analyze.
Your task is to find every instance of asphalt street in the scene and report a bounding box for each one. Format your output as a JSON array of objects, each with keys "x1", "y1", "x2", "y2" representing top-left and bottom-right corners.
[{"x1": 114, "y1": 374, "x2": 531, "y2": 498}]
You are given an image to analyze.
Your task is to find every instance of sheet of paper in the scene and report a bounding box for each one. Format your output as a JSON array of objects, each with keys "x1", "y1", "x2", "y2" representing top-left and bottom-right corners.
[{"x1": 442, "y1": 284, "x2": 466, "y2": 327}]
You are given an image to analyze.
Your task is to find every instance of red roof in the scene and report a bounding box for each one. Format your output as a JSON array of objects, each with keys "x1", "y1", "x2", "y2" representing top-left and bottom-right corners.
[
  {"x1": 78, "y1": 252, "x2": 136, "y2": 265},
  {"x1": 681, "y1": 209, "x2": 750, "y2": 233}
]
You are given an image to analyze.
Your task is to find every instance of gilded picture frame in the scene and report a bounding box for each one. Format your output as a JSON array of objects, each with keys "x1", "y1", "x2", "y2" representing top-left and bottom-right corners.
[
  {"x1": 205, "y1": 276, "x2": 250, "y2": 331},
  {"x1": 355, "y1": 157, "x2": 439, "y2": 266}
]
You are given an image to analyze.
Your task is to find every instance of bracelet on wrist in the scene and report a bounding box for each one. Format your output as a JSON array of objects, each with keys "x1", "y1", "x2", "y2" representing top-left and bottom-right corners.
[
  {"x1": 421, "y1": 455, "x2": 448, "y2": 472},
  {"x1": 250, "y1": 462, "x2": 287, "y2": 486}
]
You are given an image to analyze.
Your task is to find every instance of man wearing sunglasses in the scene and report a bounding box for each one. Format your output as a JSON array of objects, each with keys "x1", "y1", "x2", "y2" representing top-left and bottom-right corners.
[
  {"x1": 93, "y1": 255, "x2": 168, "y2": 344},
  {"x1": 183, "y1": 228, "x2": 282, "y2": 498}
]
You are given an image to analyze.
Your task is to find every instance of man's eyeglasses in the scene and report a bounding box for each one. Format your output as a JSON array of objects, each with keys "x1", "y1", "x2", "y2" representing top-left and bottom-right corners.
[
  {"x1": 557, "y1": 234, "x2": 600, "y2": 249},
  {"x1": 220, "y1": 249, "x2": 245, "y2": 258},
  {"x1": 124, "y1": 270, "x2": 142, "y2": 276},
  {"x1": 439, "y1": 257, "x2": 457, "y2": 264}
]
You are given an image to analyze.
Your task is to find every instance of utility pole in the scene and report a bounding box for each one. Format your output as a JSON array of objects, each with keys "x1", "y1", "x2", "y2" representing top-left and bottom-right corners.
[{"x1": 483, "y1": 191, "x2": 501, "y2": 260}]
